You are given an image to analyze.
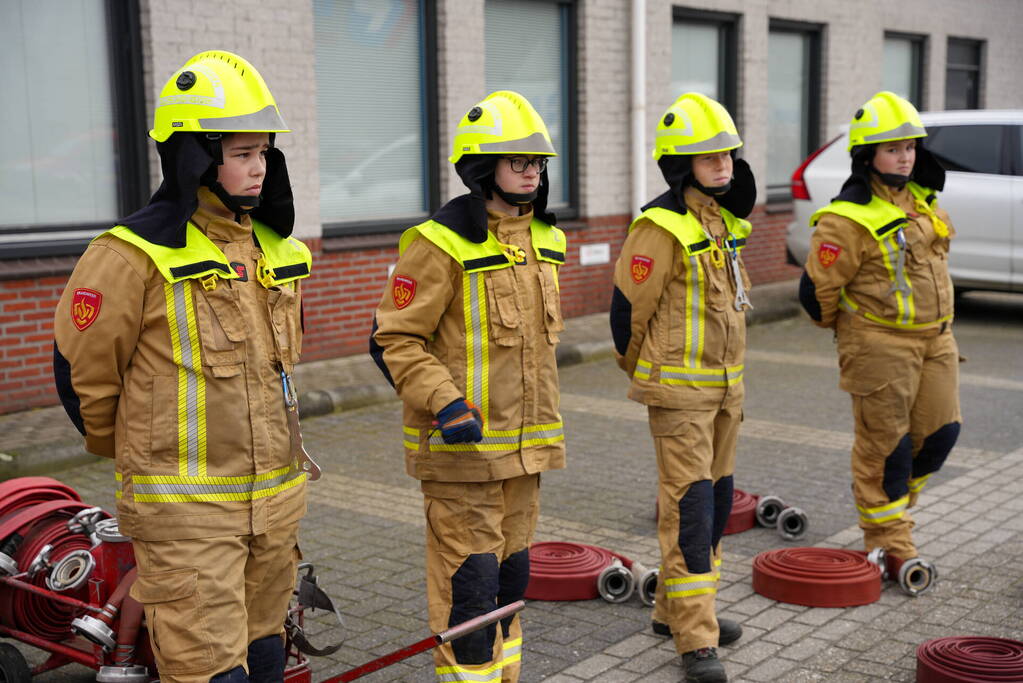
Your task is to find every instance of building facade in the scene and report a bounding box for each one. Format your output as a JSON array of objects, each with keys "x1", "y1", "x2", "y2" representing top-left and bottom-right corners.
[{"x1": 2, "y1": 0, "x2": 1021, "y2": 414}]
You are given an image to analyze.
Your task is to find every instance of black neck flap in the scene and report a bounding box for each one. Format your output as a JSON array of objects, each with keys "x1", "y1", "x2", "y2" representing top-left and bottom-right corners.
[
  {"x1": 119, "y1": 134, "x2": 295, "y2": 247},
  {"x1": 839, "y1": 142, "x2": 947, "y2": 205},
  {"x1": 655, "y1": 153, "x2": 756, "y2": 218}
]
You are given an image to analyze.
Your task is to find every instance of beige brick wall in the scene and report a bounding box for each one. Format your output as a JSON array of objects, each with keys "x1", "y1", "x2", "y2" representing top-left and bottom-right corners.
[
  {"x1": 135, "y1": 0, "x2": 1023, "y2": 234},
  {"x1": 140, "y1": 0, "x2": 320, "y2": 240}
]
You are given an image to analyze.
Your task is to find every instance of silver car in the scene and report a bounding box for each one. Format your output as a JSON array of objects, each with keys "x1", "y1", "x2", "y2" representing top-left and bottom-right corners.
[{"x1": 786, "y1": 110, "x2": 1023, "y2": 293}]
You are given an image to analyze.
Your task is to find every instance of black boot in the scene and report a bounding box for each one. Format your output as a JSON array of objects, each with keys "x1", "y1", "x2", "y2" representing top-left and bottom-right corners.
[
  {"x1": 651, "y1": 618, "x2": 743, "y2": 646},
  {"x1": 680, "y1": 647, "x2": 727, "y2": 683}
]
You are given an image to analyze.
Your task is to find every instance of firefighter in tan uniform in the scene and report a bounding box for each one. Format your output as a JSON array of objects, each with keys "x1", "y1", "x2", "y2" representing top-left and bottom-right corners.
[
  {"x1": 610, "y1": 93, "x2": 755, "y2": 683},
  {"x1": 800, "y1": 91, "x2": 959, "y2": 593},
  {"x1": 370, "y1": 91, "x2": 566, "y2": 683},
  {"x1": 53, "y1": 51, "x2": 312, "y2": 682}
]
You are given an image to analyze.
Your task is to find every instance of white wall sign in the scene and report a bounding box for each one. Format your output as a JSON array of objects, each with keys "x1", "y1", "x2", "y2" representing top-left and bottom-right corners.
[{"x1": 579, "y1": 243, "x2": 610, "y2": 266}]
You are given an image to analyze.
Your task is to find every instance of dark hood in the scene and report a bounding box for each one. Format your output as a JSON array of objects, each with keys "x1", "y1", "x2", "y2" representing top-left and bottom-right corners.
[
  {"x1": 453, "y1": 154, "x2": 556, "y2": 242},
  {"x1": 119, "y1": 133, "x2": 295, "y2": 247},
  {"x1": 655, "y1": 153, "x2": 756, "y2": 218},
  {"x1": 837, "y1": 142, "x2": 947, "y2": 205}
]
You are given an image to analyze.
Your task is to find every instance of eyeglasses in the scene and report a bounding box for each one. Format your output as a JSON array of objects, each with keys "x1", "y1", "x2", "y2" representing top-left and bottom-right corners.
[{"x1": 503, "y1": 156, "x2": 549, "y2": 173}]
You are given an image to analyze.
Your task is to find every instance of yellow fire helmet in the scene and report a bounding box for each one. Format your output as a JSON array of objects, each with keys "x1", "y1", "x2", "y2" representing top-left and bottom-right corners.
[
  {"x1": 449, "y1": 90, "x2": 557, "y2": 164},
  {"x1": 653, "y1": 92, "x2": 742, "y2": 160},
  {"x1": 149, "y1": 50, "x2": 289, "y2": 142},
  {"x1": 847, "y1": 91, "x2": 926, "y2": 151}
]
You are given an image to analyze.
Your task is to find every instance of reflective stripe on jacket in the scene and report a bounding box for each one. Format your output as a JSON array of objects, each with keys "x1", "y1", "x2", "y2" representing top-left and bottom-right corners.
[
  {"x1": 612, "y1": 187, "x2": 752, "y2": 410},
  {"x1": 54, "y1": 192, "x2": 311, "y2": 540},
  {"x1": 805, "y1": 178, "x2": 955, "y2": 330},
  {"x1": 373, "y1": 200, "x2": 567, "y2": 482}
]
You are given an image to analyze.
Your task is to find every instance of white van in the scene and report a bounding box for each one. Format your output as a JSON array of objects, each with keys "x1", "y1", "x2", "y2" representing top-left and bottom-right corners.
[{"x1": 786, "y1": 110, "x2": 1023, "y2": 293}]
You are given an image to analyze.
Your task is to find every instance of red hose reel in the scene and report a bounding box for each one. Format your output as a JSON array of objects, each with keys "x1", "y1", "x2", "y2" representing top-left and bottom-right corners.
[{"x1": 0, "y1": 477, "x2": 320, "y2": 682}]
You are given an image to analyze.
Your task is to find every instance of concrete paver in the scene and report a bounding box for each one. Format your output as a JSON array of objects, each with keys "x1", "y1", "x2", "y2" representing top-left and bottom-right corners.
[{"x1": 3, "y1": 287, "x2": 1023, "y2": 682}]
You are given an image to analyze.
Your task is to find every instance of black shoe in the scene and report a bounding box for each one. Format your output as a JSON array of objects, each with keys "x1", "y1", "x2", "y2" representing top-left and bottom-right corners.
[
  {"x1": 717, "y1": 618, "x2": 742, "y2": 646},
  {"x1": 681, "y1": 647, "x2": 727, "y2": 683},
  {"x1": 651, "y1": 618, "x2": 742, "y2": 646}
]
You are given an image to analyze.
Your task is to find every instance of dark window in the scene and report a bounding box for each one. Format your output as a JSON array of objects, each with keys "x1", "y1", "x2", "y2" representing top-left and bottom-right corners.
[
  {"x1": 767, "y1": 20, "x2": 823, "y2": 200},
  {"x1": 945, "y1": 38, "x2": 983, "y2": 110},
  {"x1": 883, "y1": 33, "x2": 925, "y2": 109},
  {"x1": 314, "y1": 0, "x2": 439, "y2": 236},
  {"x1": 0, "y1": 0, "x2": 147, "y2": 260},
  {"x1": 672, "y1": 8, "x2": 739, "y2": 117},
  {"x1": 926, "y1": 125, "x2": 1003, "y2": 175},
  {"x1": 485, "y1": 0, "x2": 578, "y2": 215}
]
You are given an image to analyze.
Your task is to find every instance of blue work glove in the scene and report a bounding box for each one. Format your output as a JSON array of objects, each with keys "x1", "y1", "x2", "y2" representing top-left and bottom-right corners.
[{"x1": 434, "y1": 399, "x2": 483, "y2": 444}]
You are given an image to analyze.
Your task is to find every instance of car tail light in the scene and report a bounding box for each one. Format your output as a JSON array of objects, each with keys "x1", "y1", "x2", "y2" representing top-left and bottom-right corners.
[{"x1": 791, "y1": 135, "x2": 842, "y2": 201}]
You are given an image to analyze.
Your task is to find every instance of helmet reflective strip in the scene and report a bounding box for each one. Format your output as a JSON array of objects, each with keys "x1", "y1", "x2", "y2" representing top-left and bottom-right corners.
[
  {"x1": 458, "y1": 101, "x2": 504, "y2": 136},
  {"x1": 663, "y1": 130, "x2": 741, "y2": 155},
  {"x1": 476, "y1": 132, "x2": 556, "y2": 155},
  {"x1": 157, "y1": 63, "x2": 225, "y2": 109},
  {"x1": 659, "y1": 108, "x2": 694, "y2": 138},
  {"x1": 198, "y1": 105, "x2": 288, "y2": 132},
  {"x1": 165, "y1": 281, "x2": 207, "y2": 477},
  {"x1": 862, "y1": 121, "x2": 926, "y2": 142}
]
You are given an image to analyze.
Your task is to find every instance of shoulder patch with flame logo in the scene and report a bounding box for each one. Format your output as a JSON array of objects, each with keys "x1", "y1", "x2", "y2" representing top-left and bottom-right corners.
[
  {"x1": 71, "y1": 288, "x2": 102, "y2": 331},
  {"x1": 818, "y1": 243, "x2": 842, "y2": 268},
  {"x1": 392, "y1": 275, "x2": 417, "y2": 309},
  {"x1": 631, "y1": 255, "x2": 654, "y2": 284}
]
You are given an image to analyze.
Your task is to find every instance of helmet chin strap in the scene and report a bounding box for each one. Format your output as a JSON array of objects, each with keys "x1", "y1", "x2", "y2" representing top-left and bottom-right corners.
[
  {"x1": 208, "y1": 180, "x2": 261, "y2": 218},
  {"x1": 691, "y1": 178, "x2": 732, "y2": 196},
  {"x1": 870, "y1": 165, "x2": 911, "y2": 189},
  {"x1": 493, "y1": 185, "x2": 538, "y2": 206}
]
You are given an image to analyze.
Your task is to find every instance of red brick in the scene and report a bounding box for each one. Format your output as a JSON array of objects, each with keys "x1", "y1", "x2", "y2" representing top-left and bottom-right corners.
[{"x1": 9, "y1": 367, "x2": 42, "y2": 379}]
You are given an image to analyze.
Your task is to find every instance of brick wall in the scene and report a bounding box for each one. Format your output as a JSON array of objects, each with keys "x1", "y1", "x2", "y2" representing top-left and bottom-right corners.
[{"x1": 0, "y1": 277, "x2": 65, "y2": 414}]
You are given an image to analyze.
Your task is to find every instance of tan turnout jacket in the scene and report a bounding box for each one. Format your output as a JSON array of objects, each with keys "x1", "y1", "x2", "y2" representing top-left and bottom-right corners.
[
  {"x1": 372, "y1": 205, "x2": 566, "y2": 482},
  {"x1": 53, "y1": 190, "x2": 309, "y2": 541},
  {"x1": 612, "y1": 187, "x2": 752, "y2": 410}
]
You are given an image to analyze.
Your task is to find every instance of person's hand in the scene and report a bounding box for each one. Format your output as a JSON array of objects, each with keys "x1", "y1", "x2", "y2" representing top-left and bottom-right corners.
[{"x1": 433, "y1": 399, "x2": 483, "y2": 444}]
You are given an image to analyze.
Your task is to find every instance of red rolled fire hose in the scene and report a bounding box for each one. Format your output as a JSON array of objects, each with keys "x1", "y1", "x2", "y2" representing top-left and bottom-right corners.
[
  {"x1": 917, "y1": 637, "x2": 1023, "y2": 682},
  {"x1": 752, "y1": 548, "x2": 881, "y2": 607},
  {"x1": 723, "y1": 489, "x2": 757, "y2": 535},
  {"x1": 0, "y1": 477, "x2": 80, "y2": 518},
  {"x1": 524, "y1": 542, "x2": 620, "y2": 601}
]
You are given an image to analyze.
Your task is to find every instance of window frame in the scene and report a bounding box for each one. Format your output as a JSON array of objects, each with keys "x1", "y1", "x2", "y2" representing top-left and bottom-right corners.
[
  {"x1": 883, "y1": 31, "x2": 926, "y2": 109},
  {"x1": 482, "y1": 0, "x2": 578, "y2": 221},
  {"x1": 945, "y1": 37, "x2": 984, "y2": 110},
  {"x1": 671, "y1": 7, "x2": 739, "y2": 120},
  {"x1": 320, "y1": 0, "x2": 440, "y2": 239},
  {"x1": 0, "y1": 0, "x2": 148, "y2": 261},
  {"x1": 766, "y1": 18, "x2": 823, "y2": 202}
]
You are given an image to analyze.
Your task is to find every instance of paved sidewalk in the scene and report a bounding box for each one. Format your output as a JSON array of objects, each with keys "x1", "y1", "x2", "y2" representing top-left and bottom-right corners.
[{"x1": 5, "y1": 286, "x2": 1023, "y2": 682}]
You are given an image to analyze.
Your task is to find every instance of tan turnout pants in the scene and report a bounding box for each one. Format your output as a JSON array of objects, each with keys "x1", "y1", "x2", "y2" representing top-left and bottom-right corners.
[
  {"x1": 422, "y1": 474, "x2": 540, "y2": 683},
  {"x1": 837, "y1": 314, "x2": 961, "y2": 559},
  {"x1": 129, "y1": 522, "x2": 300, "y2": 682},
  {"x1": 649, "y1": 386, "x2": 742, "y2": 654}
]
